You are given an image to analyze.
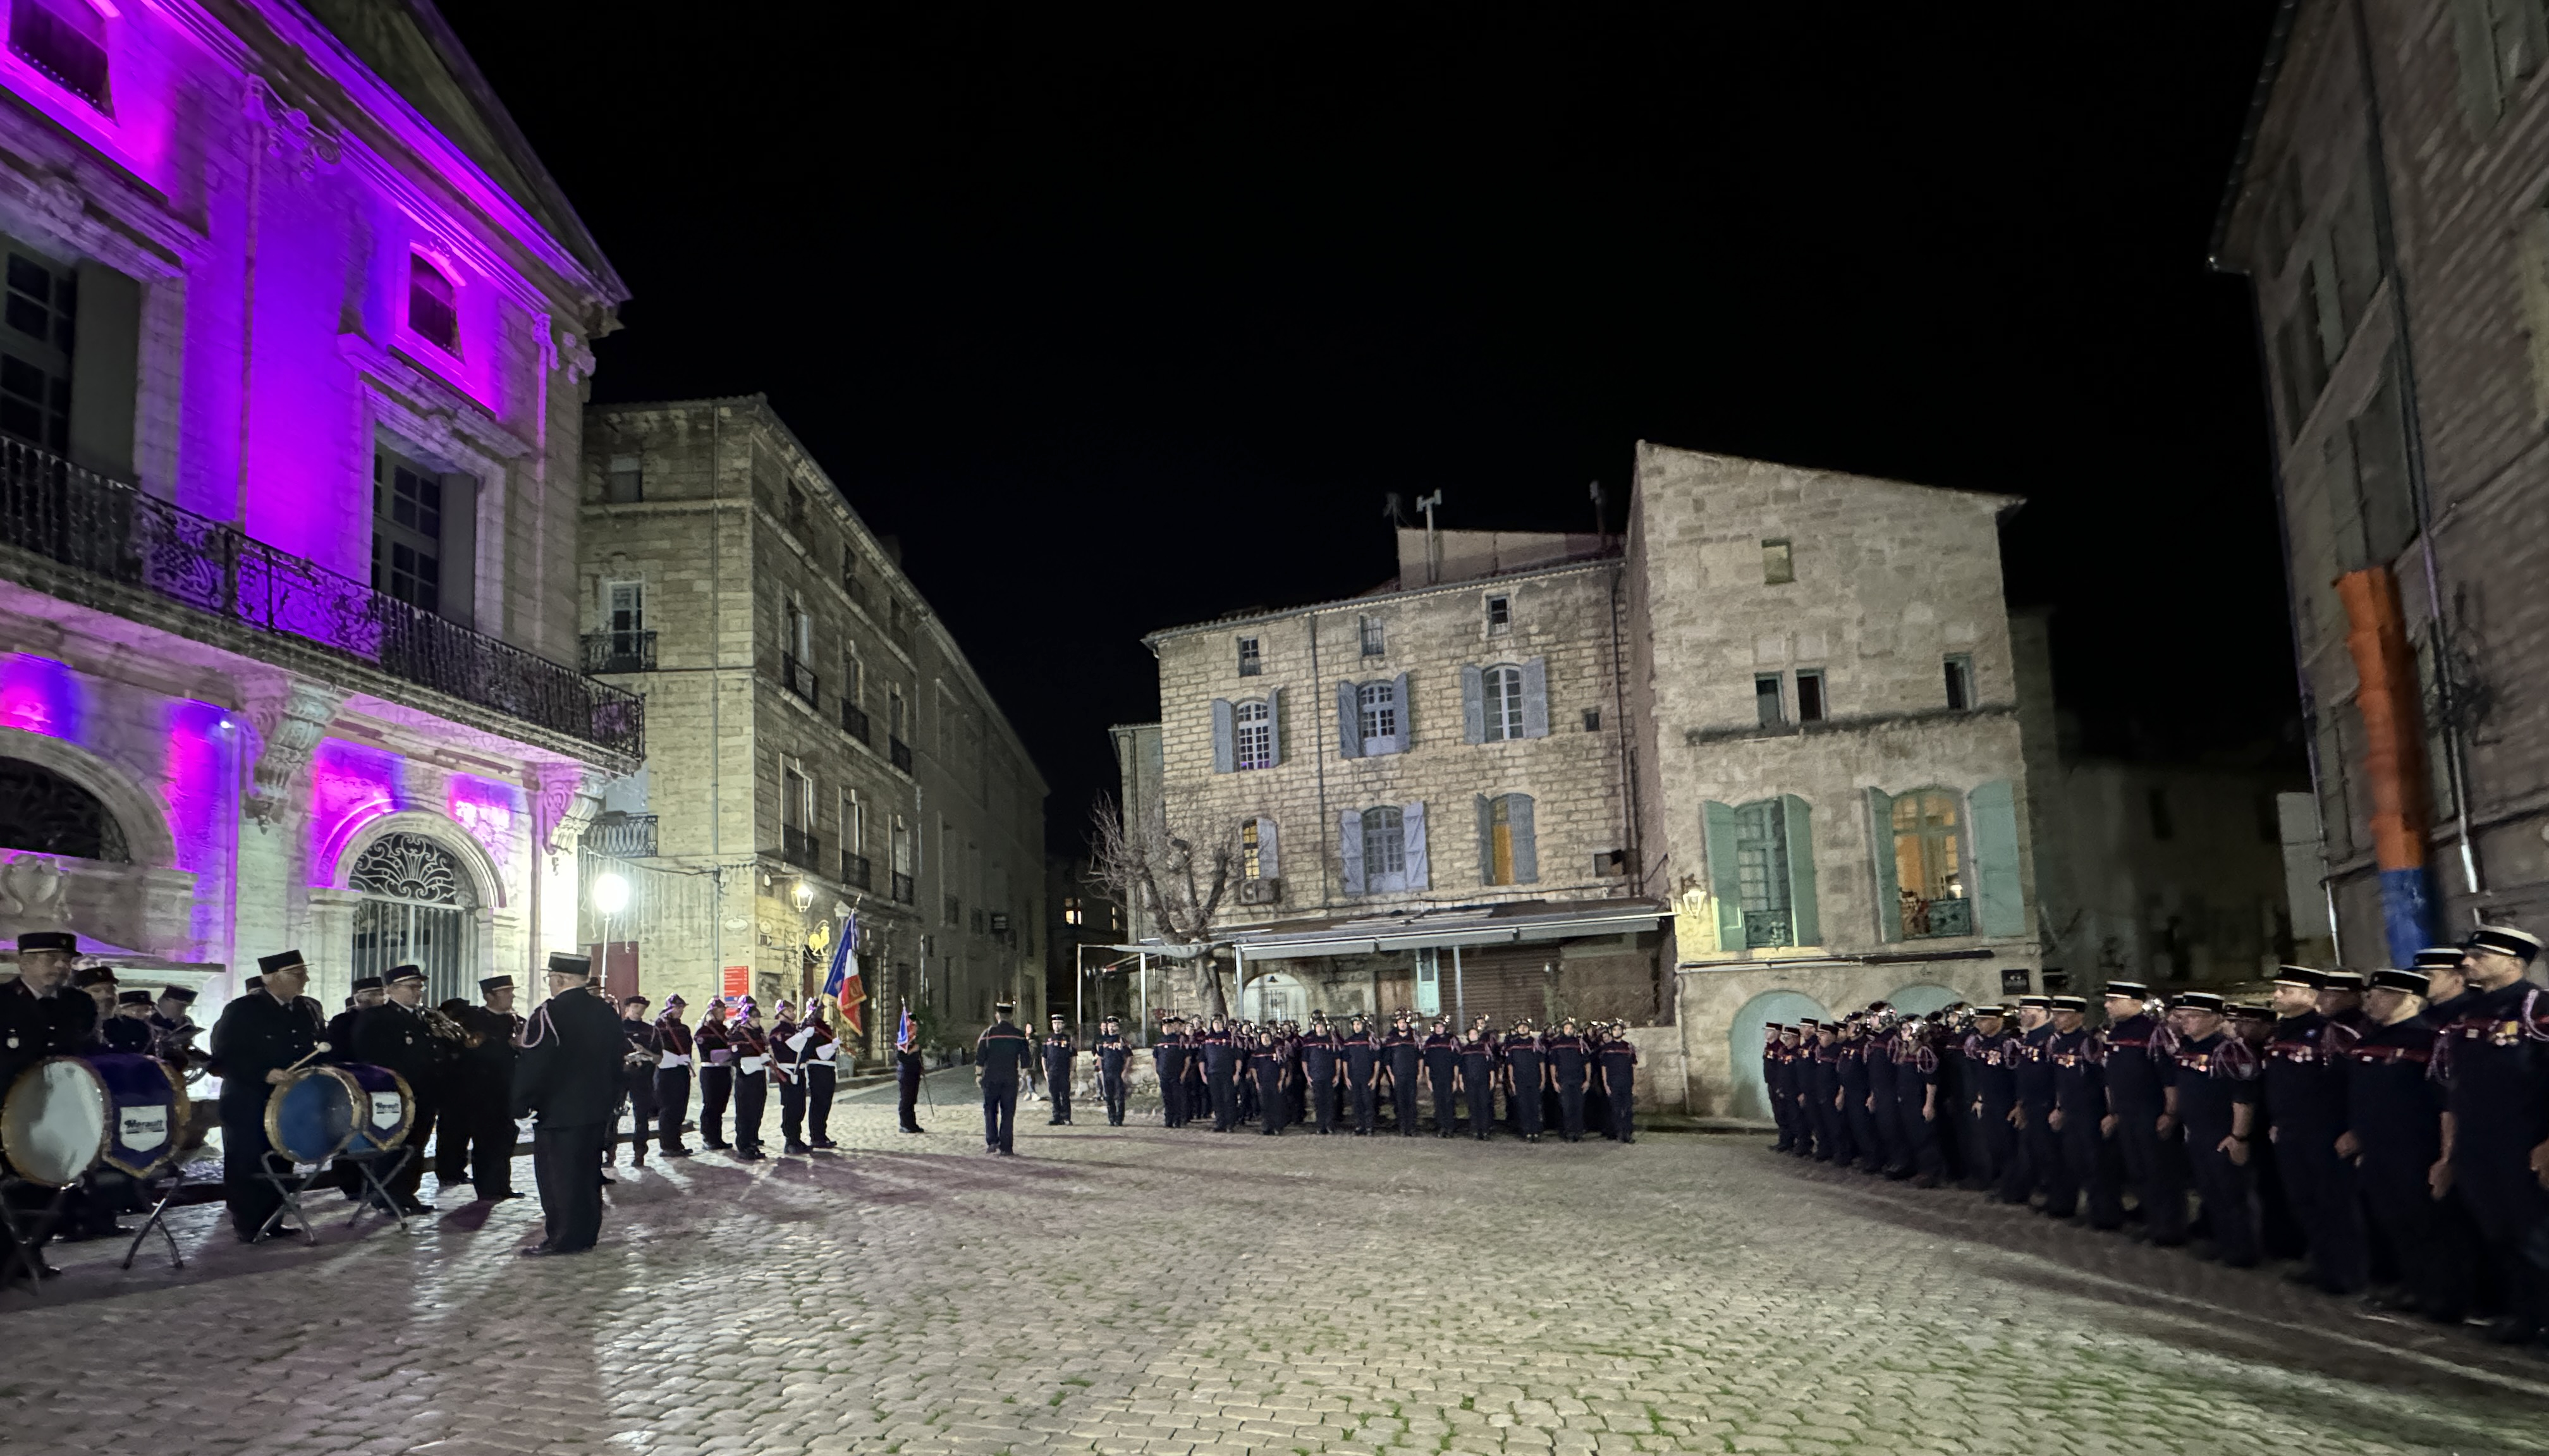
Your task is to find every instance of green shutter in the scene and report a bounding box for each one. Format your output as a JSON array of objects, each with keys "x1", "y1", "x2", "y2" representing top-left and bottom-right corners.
[
  {"x1": 1703, "y1": 800, "x2": 1745, "y2": 952},
  {"x1": 1969, "y1": 779, "x2": 2025, "y2": 938},
  {"x1": 1780, "y1": 793, "x2": 1818, "y2": 945},
  {"x1": 1867, "y1": 787, "x2": 1900, "y2": 941}
]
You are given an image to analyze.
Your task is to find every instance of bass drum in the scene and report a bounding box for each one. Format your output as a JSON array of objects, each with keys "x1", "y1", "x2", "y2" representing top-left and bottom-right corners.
[
  {"x1": 264, "y1": 1064, "x2": 354, "y2": 1164},
  {"x1": 327, "y1": 1063, "x2": 415, "y2": 1154},
  {"x1": 0, "y1": 1053, "x2": 192, "y2": 1187}
]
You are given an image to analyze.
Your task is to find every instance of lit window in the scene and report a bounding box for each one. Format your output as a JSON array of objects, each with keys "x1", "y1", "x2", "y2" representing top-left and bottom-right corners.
[
  {"x1": 1063, "y1": 896, "x2": 1082, "y2": 926},
  {"x1": 1241, "y1": 821, "x2": 1262, "y2": 879},
  {"x1": 1233, "y1": 699, "x2": 1273, "y2": 770},
  {"x1": 11, "y1": 0, "x2": 110, "y2": 114},
  {"x1": 1482, "y1": 665, "x2": 1524, "y2": 742},
  {"x1": 408, "y1": 255, "x2": 460, "y2": 354},
  {"x1": 1763, "y1": 539, "x2": 1794, "y2": 585},
  {"x1": 1237, "y1": 636, "x2": 1261, "y2": 676}
]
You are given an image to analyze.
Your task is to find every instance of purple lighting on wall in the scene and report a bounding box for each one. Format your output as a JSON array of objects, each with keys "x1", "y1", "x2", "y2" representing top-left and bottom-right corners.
[
  {"x1": 446, "y1": 773, "x2": 519, "y2": 881},
  {"x1": 307, "y1": 737, "x2": 406, "y2": 884},
  {"x1": 161, "y1": 699, "x2": 231, "y2": 945},
  {"x1": 0, "y1": 654, "x2": 83, "y2": 740}
]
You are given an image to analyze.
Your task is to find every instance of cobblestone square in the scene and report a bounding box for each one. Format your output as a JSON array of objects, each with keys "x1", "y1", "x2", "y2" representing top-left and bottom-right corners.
[{"x1": 4, "y1": 1072, "x2": 2545, "y2": 1456}]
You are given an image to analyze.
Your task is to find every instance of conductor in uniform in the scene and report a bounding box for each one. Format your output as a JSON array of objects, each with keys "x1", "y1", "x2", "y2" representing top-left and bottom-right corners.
[
  {"x1": 975, "y1": 1000, "x2": 1033, "y2": 1154},
  {"x1": 510, "y1": 952, "x2": 625, "y2": 1257},
  {"x1": 209, "y1": 950, "x2": 328, "y2": 1242}
]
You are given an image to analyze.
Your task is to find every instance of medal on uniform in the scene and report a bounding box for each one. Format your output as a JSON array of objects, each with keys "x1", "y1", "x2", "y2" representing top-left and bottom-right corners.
[{"x1": 2495, "y1": 1020, "x2": 2522, "y2": 1047}]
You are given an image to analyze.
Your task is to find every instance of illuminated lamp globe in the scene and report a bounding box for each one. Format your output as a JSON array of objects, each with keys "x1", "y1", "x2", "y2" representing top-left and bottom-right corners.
[{"x1": 592, "y1": 872, "x2": 631, "y2": 916}]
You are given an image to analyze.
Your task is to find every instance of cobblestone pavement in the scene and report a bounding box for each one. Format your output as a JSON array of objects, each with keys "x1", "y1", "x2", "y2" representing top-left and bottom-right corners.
[{"x1": 4, "y1": 1070, "x2": 2546, "y2": 1456}]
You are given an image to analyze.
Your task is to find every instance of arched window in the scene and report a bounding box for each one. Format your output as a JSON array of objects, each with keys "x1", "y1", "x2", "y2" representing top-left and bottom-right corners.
[
  {"x1": 349, "y1": 831, "x2": 477, "y2": 1005},
  {"x1": 1232, "y1": 699, "x2": 1271, "y2": 769},
  {"x1": 0, "y1": 755, "x2": 127, "y2": 860},
  {"x1": 11, "y1": 0, "x2": 111, "y2": 114},
  {"x1": 407, "y1": 254, "x2": 460, "y2": 354}
]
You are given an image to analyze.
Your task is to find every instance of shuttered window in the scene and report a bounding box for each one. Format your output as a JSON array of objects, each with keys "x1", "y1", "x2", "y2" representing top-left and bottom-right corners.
[
  {"x1": 1474, "y1": 793, "x2": 1537, "y2": 886},
  {"x1": 1342, "y1": 802, "x2": 1426, "y2": 895}
]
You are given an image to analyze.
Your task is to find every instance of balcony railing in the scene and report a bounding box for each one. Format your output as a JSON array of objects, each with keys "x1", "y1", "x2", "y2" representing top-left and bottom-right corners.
[
  {"x1": 580, "y1": 630, "x2": 657, "y2": 675},
  {"x1": 1742, "y1": 908, "x2": 1795, "y2": 948},
  {"x1": 888, "y1": 735, "x2": 912, "y2": 774},
  {"x1": 841, "y1": 850, "x2": 872, "y2": 890},
  {"x1": 0, "y1": 439, "x2": 643, "y2": 757},
  {"x1": 781, "y1": 825, "x2": 824, "y2": 872},
  {"x1": 891, "y1": 870, "x2": 915, "y2": 903},
  {"x1": 582, "y1": 812, "x2": 658, "y2": 859},
  {"x1": 841, "y1": 700, "x2": 871, "y2": 745},
  {"x1": 781, "y1": 652, "x2": 819, "y2": 707},
  {"x1": 1905, "y1": 895, "x2": 1973, "y2": 939}
]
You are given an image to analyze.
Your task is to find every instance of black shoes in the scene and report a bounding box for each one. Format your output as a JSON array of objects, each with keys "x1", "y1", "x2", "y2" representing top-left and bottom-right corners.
[
  {"x1": 784, "y1": 1140, "x2": 812, "y2": 1155},
  {"x1": 662, "y1": 1147, "x2": 692, "y2": 1158},
  {"x1": 810, "y1": 1137, "x2": 838, "y2": 1149}
]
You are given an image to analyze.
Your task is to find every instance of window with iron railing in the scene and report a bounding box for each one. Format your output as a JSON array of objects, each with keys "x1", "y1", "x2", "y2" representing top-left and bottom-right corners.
[
  {"x1": 892, "y1": 871, "x2": 915, "y2": 903},
  {"x1": 782, "y1": 824, "x2": 824, "y2": 872},
  {"x1": 579, "y1": 630, "x2": 656, "y2": 674},
  {"x1": 0, "y1": 437, "x2": 642, "y2": 755},
  {"x1": 841, "y1": 699, "x2": 871, "y2": 743},
  {"x1": 781, "y1": 652, "x2": 819, "y2": 707},
  {"x1": 889, "y1": 736, "x2": 913, "y2": 774},
  {"x1": 841, "y1": 850, "x2": 872, "y2": 890}
]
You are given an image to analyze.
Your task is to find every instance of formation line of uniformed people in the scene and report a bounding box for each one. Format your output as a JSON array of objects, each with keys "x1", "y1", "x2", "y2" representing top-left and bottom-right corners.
[
  {"x1": 972, "y1": 1002, "x2": 1644, "y2": 1149},
  {"x1": 1760, "y1": 924, "x2": 2549, "y2": 1350}
]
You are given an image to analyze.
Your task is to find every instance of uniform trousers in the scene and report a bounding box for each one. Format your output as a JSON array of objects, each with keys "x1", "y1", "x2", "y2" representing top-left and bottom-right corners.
[
  {"x1": 1045, "y1": 1061, "x2": 1073, "y2": 1123},
  {"x1": 381, "y1": 1098, "x2": 440, "y2": 1201},
  {"x1": 2112, "y1": 1108, "x2": 2187, "y2": 1240},
  {"x1": 981, "y1": 1072, "x2": 1018, "y2": 1152},
  {"x1": 653, "y1": 1067, "x2": 692, "y2": 1153},
  {"x1": 778, "y1": 1072, "x2": 808, "y2": 1146},
  {"x1": 2275, "y1": 1128, "x2": 2368, "y2": 1292},
  {"x1": 2056, "y1": 1113, "x2": 2124, "y2": 1227},
  {"x1": 617, "y1": 1080, "x2": 656, "y2": 1160},
  {"x1": 1986, "y1": 1104, "x2": 2029, "y2": 1202},
  {"x1": 1098, "y1": 1062, "x2": 1127, "y2": 1124},
  {"x1": 1845, "y1": 1087, "x2": 1881, "y2": 1173},
  {"x1": 2185, "y1": 1133, "x2": 2261, "y2": 1266},
  {"x1": 1256, "y1": 1068, "x2": 1288, "y2": 1133},
  {"x1": 1208, "y1": 1061, "x2": 1237, "y2": 1130},
  {"x1": 1391, "y1": 1068, "x2": 1421, "y2": 1134},
  {"x1": 1603, "y1": 1069, "x2": 1636, "y2": 1142},
  {"x1": 1430, "y1": 1070, "x2": 1459, "y2": 1135},
  {"x1": 531, "y1": 1121, "x2": 606, "y2": 1252},
  {"x1": 1555, "y1": 1074, "x2": 1587, "y2": 1141},
  {"x1": 805, "y1": 1063, "x2": 836, "y2": 1142},
  {"x1": 1464, "y1": 1072, "x2": 1495, "y2": 1137},
  {"x1": 898, "y1": 1061, "x2": 925, "y2": 1130},
  {"x1": 1347, "y1": 1072, "x2": 1378, "y2": 1133},
  {"x1": 219, "y1": 1100, "x2": 289, "y2": 1237},
  {"x1": 731, "y1": 1070, "x2": 767, "y2": 1152},
  {"x1": 1509, "y1": 1075, "x2": 1544, "y2": 1139},
  {"x1": 697, "y1": 1065, "x2": 733, "y2": 1146},
  {"x1": 2454, "y1": 1149, "x2": 2549, "y2": 1330},
  {"x1": 2019, "y1": 1105, "x2": 2071, "y2": 1209}
]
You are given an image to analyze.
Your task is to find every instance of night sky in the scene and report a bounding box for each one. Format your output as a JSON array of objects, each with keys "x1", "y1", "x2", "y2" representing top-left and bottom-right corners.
[{"x1": 441, "y1": 3, "x2": 2294, "y2": 850}]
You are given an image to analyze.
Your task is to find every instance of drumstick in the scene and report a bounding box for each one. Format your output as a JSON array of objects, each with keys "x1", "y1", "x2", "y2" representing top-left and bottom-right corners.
[{"x1": 276, "y1": 1044, "x2": 329, "y2": 1078}]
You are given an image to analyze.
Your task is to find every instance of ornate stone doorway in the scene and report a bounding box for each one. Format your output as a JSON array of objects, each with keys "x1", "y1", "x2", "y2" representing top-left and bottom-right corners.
[{"x1": 349, "y1": 831, "x2": 477, "y2": 1006}]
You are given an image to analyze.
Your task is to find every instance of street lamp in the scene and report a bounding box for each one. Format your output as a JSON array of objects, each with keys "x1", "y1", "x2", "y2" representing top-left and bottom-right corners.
[
  {"x1": 592, "y1": 871, "x2": 630, "y2": 916},
  {"x1": 791, "y1": 879, "x2": 814, "y2": 914}
]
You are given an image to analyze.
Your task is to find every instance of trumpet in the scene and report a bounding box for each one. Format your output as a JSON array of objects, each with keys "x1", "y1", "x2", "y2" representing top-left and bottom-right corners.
[{"x1": 420, "y1": 1004, "x2": 484, "y2": 1049}]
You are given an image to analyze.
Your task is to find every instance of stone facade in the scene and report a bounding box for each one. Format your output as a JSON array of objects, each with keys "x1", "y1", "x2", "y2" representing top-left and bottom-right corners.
[
  {"x1": 0, "y1": 0, "x2": 632, "y2": 1019},
  {"x1": 1626, "y1": 444, "x2": 2041, "y2": 1117},
  {"x1": 2214, "y1": 1, "x2": 2549, "y2": 959},
  {"x1": 577, "y1": 398, "x2": 1044, "y2": 1056}
]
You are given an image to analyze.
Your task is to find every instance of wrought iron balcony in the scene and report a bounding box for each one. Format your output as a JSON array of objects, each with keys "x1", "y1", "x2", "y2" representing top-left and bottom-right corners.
[
  {"x1": 582, "y1": 812, "x2": 658, "y2": 859},
  {"x1": 841, "y1": 700, "x2": 871, "y2": 745},
  {"x1": 581, "y1": 630, "x2": 657, "y2": 675},
  {"x1": 0, "y1": 439, "x2": 643, "y2": 757},
  {"x1": 888, "y1": 735, "x2": 912, "y2": 774},
  {"x1": 1905, "y1": 895, "x2": 1973, "y2": 939},
  {"x1": 891, "y1": 870, "x2": 915, "y2": 903},
  {"x1": 781, "y1": 652, "x2": 819, "y2": 707},
  {"x1": 781, "y1": 824, "x2": 824, "y2": 872},
  {"x1": 1742, "y1": 908, "x2": 1795, "y2": 948},
  {"x1": 841, "y1": 850, "x2": 872, "y2": 890}
]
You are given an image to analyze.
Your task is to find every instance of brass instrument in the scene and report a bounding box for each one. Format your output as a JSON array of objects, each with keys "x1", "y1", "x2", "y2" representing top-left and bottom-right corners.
[{"x1": 420, "y1": 1003, "x2": 485, "y2": 1049}]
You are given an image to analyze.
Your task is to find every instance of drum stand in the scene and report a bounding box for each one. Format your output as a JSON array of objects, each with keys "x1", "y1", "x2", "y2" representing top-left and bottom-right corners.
[
  {"x1": 119, "y1": 1165, "x2": 192, "y2": 1271},
  {"x1": 340, "y1": 1147, "x2": 415, "y2": 1233},
  {"x1": 0, "y1": 1178, "x2": 71, "y2": 1299},
  {"x1": 252, "y1": 1161, "x2": 329, "y2": 1246}
]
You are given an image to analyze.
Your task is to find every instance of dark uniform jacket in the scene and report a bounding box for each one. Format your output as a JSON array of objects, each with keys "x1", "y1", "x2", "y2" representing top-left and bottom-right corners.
[
  {"x1": 510, "y1": 987, "x2": 627, "y2": 1127},
  {"x1": 209, "y1": 990, "x2": 327, "y2": 1115},
  {"x1": 975, "y1": 1017, "x2": 1035, "y2": 1082},
  {"x1": 353, "y1": 1000, "x2": 445, "y2": 1092},
  {"x1": 0, "y1": 978, "x2": 98, "y2": 1093},
  {"x1": 98, "y1": 1014, "x2": 156, "y2": 1054}
]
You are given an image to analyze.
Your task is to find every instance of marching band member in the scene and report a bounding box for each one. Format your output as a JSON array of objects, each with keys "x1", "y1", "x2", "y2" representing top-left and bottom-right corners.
[
  {"x1": 695, "y1": 998, "x2": 735, "y2": 1149},
  {"x1": 800, "y1": 1000, "x2": 840, "y2": 1149},
  {"x1": 210, "y1": 950, "x2": 328, "y2": 1244},
  {"x1": 614, "y1": 994, "x2": 659, "y2": 1168},
  {"x1": 652, "y1": 994, "x2": 695, "y2": 1157},
  {"x1": 772, "y1": 998, "x2": 810, "y2": 1155},
  {"x1": 727, "y1": 998, "x2": 771, "y2": 1160},
  {"x1": 510, "y1": 952, "x2": 623, "y2": 1257}
]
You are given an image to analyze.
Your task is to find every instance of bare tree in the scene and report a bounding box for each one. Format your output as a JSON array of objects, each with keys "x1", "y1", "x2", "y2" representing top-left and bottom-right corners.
[{"x1": 1087, "y1": 792, "x2": 1240, "y2": 1020}]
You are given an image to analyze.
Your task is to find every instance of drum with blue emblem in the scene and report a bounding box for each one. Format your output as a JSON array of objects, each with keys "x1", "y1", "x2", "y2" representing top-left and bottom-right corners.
[
  {"x1": 264, "y1": 1064, "x2": 355, "y2": 1164},
  {"x1": 327, "y1": 1063, "x2": 415, "y2": 1154},
  {"x1": 0, "y1": 1052, "x2": 191, "y2": 1187}
]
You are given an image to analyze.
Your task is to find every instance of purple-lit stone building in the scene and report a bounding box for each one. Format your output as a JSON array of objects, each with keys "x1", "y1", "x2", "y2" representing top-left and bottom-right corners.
[{"x1": 0, "y1": 0, "x2": 637, "y2": 1017}]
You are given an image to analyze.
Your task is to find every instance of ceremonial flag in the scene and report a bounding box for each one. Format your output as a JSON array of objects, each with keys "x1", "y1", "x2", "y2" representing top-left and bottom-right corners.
[
  {"x1": 898, "y1": 1003, "x2": 914, "y2": 1050},
  {"x1": 821, "y1": 915, "x2": 865, "y2": 1035}
]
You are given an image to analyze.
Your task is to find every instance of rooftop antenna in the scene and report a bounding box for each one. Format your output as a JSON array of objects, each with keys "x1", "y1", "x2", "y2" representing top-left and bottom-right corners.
[
  {"x1": 1417, "y1": 489, "x2": 1444, "y2": 584},
  {"x1": 1383, "y1": 491, "x2": 1409, "y2": 527}
]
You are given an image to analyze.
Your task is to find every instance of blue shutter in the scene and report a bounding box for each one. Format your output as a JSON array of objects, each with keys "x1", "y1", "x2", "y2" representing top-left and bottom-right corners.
[
  {"x1": 1969, "y1": 779, "x2": 2024, "y2": 938},
  {"x1": 1403, "y1": 800, "x2": 1429, "y2": 889},
  {"x1": 1867, "y1": 788, "x2": 1901, "y2": 941},
  {"x1": 1211, "y1": 699, "x2": 1235, "y2": 774},
  {"x1": 1336, "y1": 680, "x2": 1361, "y2": 759},
  {"x1": 1780, "y1": 793, "x2": 1818, "y2": 945},
  {"x1": 1461, "y1": 664, "x2": 1486, "y2": 744},
  {"x1": 1389, "y1": 671, "x2": 1412, "y2": 753},
  {"x1": 1340, "y1": 810, "x2": 1365, "y2": 895},
  {"x1": 1476, "y1": 793, "x2": 1494, "y2": 884},
  {"x1": 1265, "y1": 687, "x2": 1283, "y2": 767},
  {"x1": 1520, "y1": 658, "x2": 1549, "y2": 738},
  {"x1": 1704, "y1": 800, "x2": 1745, "y2": 952},
  {"x1": 1509, "y1": 794, "x2": 1537, "y2": 884}
]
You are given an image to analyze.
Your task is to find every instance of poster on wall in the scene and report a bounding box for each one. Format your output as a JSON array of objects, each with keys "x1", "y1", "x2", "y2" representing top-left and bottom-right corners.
[{"x1": 722, "y1": 965, "x2": 749, "y2": 997}]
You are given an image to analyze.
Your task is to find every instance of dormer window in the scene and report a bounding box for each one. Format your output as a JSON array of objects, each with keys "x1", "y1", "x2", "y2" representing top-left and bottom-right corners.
[
  {"x1": 407, "y1": 254, "x2": 460, "y2": 355},
  {"x1": 11, "y1": 0, "x2": 111, "y2": 115}
]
